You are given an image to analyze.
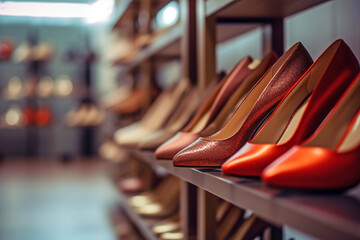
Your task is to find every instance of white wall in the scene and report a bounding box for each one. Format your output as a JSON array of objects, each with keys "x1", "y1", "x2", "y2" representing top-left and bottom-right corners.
[{"x1": 217, "y1": 0, "x2": 360, "y2": 71}]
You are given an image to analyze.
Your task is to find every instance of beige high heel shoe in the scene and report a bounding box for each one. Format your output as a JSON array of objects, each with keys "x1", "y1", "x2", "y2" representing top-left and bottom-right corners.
[
  {"x1": 134, "y1": 177, "x2": 180, "y2": 218},
  {"x1": 152, "y1": 213, "x2": 180, "y2": 235},
  {"x1": 128, "y1": 175, "x2": 179, "y2": 208},
  {"x1": 114, "y1": 79, "x2": 190, "y2": 147}
]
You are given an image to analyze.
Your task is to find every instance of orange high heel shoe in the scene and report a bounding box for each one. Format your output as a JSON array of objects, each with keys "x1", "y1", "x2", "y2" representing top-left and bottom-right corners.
[
  {"x1": 262, "y1": 73, "x2": 360, "y2": 190},
  {"x1": 173, "y1": 42, "x2": 313, "y2": 167},
  {"x1": 222, "y1": 39, "x2": 360, "y2": 177}
]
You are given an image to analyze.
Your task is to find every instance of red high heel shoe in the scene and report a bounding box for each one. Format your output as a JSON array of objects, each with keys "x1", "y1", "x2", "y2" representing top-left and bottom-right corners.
[
  {"x1": 23, "y1": 105, "x2": 36, "y2": 126},
  {"x1": 36, "y1": 105, "x2": 52, "y2": 126},
  {"x1": 155, "y1": 56, "x2": 253, "y2": 159},
  {"x1": 173, "y1": 42, "x2": 313, "y2": 167},
  {"x1": 262, "y1": 73, "x2": 360, "y2": 190},
  {"x1": 222, "y1": 39, "x2": 360, "y2": 176}
]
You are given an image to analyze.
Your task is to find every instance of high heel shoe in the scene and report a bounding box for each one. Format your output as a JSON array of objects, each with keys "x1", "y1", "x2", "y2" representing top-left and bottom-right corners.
[
  {"x1": 155, "y1": 56, "x2": 253, "y2": 159},
  {"x1": 152, "y1": 213, "x2": 180, "y2": 235},
  {"x1": 262, "y1": 73, "x2": 360, "y2": 190},
  {"x1": 173, "y1": 42, "x2": 313, "y2": 167},
  {"x1": 114, "y1": 79, "x2": 190, "y2": 147},
  {"x1": 222, "y1": 39, "x2": 360, "y2": 176},
  {"x1": 128, "y1": 175, "x2": 178, "y2": 208},
  {"x1": 200, "y1": 52, "x2": 278, "y2": 137},
  {"x1": 36, "y1": 105, "x2": 52, "y2": 126},
  {"x1": 134, "y1": 178, "x2": 180, "y2": 218},
  {"x1": 138, "y1": 87, "x2": 200, "y2": 150}
]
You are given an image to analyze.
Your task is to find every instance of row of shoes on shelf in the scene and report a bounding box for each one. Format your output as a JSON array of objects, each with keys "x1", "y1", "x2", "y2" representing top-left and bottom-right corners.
[
  {"x1": 13, "y1": 42, "x2": 54, "y2": 62},
  {"x1": 112, "y1": 39, "x2": 360, "y2": 191},
  {"x1": 114, "y1": 168, "x2": 279, "y2": 240},
  {"x1": 66, "y1": 102, "x2": 104, "y2": 127},
  {"x1": 0, "y1": 105, "x2": 51, "y2": 128},
  {"x1": 2, "y1": 75, "x2": 73, "y2": 99},
  {"x1": 1, "y1": 102, "x2": 104, "y2": 129}
]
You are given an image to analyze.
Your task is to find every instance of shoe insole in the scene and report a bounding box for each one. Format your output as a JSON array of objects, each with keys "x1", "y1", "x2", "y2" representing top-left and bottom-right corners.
[
  {"x1": 305, "y1": 76, "x2": 360, "y2": 150},
  {"x1": 338, "y1": 112, "x2": 360, "y2": 152},
  {"x1": 277, "y1": 97, "x2": 310, "y2": 144}
]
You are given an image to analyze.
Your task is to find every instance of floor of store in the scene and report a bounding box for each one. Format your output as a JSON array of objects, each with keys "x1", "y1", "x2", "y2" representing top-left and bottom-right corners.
[{"x1": 0, "y1": 159, "x2": 124, "y2": 240}]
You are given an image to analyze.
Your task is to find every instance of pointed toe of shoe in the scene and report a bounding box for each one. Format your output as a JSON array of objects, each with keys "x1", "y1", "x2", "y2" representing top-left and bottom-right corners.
[
  {"x1": 262, "y1": 146, "x2": 313, "y2": 188},
  {"x1": 155, "y1": 132, "x2": 200, "y2": 159},
  {"x1": 173, "y1": 138, "x2": 234, "y2": 167},
  {"x1": 222, "y1": 143, "x2": 289, "y2": 177},
  {"x1": 261, "y1": 146, "x2": 359, "y2": 190},
  {"x1": 172, "y1": 142, "x2": 204, "y2": 167}
]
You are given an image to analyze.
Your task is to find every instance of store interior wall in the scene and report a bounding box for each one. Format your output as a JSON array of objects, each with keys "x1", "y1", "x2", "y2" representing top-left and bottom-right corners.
[
  {"x1": 0, "y1": 23, "x2": 96, "y2": 157},
  {"x1": 217, "y1": 0, "x2": 360, "y2": 71}
]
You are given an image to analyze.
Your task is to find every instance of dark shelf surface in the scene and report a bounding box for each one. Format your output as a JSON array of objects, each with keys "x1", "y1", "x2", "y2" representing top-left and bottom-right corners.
[
  {"x1": 206, "y1": 0, "x2": 330, "y2": 19},
  {"x1": 130, "y1": 149, "x2": 360, "y2": 240}
]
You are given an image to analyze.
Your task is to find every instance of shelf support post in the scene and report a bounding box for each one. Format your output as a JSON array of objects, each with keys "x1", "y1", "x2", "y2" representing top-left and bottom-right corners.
[
  {"x1": 197, "y1": 0, "x2": 216, "y2": 94},
  {"x1": 180, "y1": 0, "x2": 198, "y2": 85},
  {"x1": 181, "y1": 181, "x2": 197, "y2": 239},
  {"x1": 197, "y1": 188, "x2": 217, "y2": 240},
  {"x1": 270, "y1": 18, "x2": 284, "y2": 56}
]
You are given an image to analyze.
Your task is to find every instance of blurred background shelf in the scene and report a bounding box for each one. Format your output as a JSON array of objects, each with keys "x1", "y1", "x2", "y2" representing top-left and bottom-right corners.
[{"x1": 117, "y1": 190, "x2": 159, "y2": 240}]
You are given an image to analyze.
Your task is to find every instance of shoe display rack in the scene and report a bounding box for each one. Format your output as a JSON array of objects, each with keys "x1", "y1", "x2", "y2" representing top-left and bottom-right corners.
[{"x1": 110, "y1": 1, "x2": 360, "y2": 240}]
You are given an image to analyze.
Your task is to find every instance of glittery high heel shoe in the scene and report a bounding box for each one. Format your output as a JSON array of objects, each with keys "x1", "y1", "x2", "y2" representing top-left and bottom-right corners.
[{"x1": 173, "y1": 42, "x2": 313, "y2": 167}]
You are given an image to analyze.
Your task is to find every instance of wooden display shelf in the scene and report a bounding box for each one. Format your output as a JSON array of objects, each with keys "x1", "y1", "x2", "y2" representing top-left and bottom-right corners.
[
  {"x1": 129, "y1": 148, "x2": 360, "y2": 240},
  {"x1": 113, "y1": 22, "x2": 260, "y2": 77},
  {"x1": 111, "y1": 0, "x2": 132, "y2": 29},
  {"x1": 217, "y1": 23, "x2": 260, "y2": 43},
  {"x1": 206, "y1": 0, "x2": 329, "y2": 19},
  {"x1": 113, "y1": 25, "x2": 181, "y2": 77},
  {"x1": 112, "y1": 0, "x2": 173, "y2": 29},
  {"x1": 117, "y1": 188, "x2": 159, "y2": 240}
]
